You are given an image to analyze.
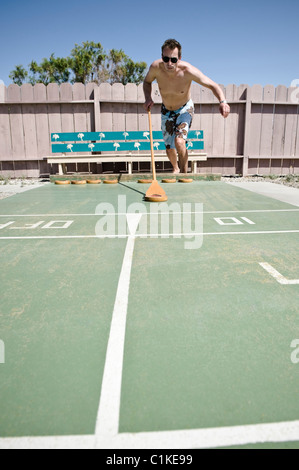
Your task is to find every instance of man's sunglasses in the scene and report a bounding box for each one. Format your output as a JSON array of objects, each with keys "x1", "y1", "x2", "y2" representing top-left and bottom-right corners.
[{"x1": 162, "y1": 56, "x2": 178, "y2": 64}]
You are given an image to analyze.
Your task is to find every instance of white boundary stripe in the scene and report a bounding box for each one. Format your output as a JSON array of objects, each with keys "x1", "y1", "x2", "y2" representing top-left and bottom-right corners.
[
  {"x1": 1, "y1": 229, "x2": 299, "y2": 240},
  {"x1": 106, "y1": 420, "x2": 299, "y2": 449},
  {"x1": 95, "y1": 214, "x2": 142, "y2": 444},
  {"x1": 0, "y1": 208, "x2": 299, "y2": 217},
  {"x1": 1, "y1": 420, "x2": 299, "y2": 449},
  {"x1": 259, "y1": 262, "x2": 299, "y2": 285},
  {"x1": 0, "y1": 435, "x2": 96, "y2": 450}
]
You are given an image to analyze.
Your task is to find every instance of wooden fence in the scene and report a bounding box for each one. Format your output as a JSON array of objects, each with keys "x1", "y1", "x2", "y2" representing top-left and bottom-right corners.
[{"x1": 0, "y1": 82, "x2": 298, "y2": 177}]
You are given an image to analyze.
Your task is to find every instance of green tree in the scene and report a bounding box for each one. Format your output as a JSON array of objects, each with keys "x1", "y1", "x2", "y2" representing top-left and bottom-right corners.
[
  {"x1": 104, "y1": 49, "x2": 147, "y2": 85},
  {"x1": 9, "y1": 41, "x2": 147, "y2": 86},
  {"x1": 69, "y1": 41, "x2": 107, "y2": 83},
  {"x1": 9, "y1": 65, "x2": 28, "y2": 86},
  {"x1": 28, "y1": 55, "x2": 72, "y2": 85}
]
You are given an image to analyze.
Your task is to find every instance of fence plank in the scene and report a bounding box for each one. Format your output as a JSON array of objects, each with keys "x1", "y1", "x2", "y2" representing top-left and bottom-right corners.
[
  {"x1": 111, "y1": 84, "x2": 125, "y2": 131},
  {"x1": 47, "y1": 84, "x2": 61, "y2": 139},
  {"x1": 73, "y1": 83, "x2": 88, "y2": 132},
  {"x1": 284, "y1": 87, "x2": 298, "y2": 157},
  {"x1": 260, "y1": 84, "x2": 275, "y2": 156},
  {"x1": 60, "y1": 83, "x2": 74, "y2": 133},
  {"x1": 250, "y1": 84, "x2": 263, "y2": 158},
  {"x1": 100, "y1": 84, "x2": 112, "y2": 130},
  {"x1": 33, "y1": 84, "x2": 50, "y2": 158},
  {"x1": 125, "y1": 84, "x2": 138, "y2": 130},
  {"x1": 272, "y1": 85, "x2": 287, "y2": 157},
  {"x1": 223, "y1": 84, "x2": 237, "y2": 156},
  {"x1": 21, "y1": 84, "x2": 38, "y2": 160},
  {"x1": 0, "y1": 105, "x2": 12, "y2": 160},
  {"x1": 7, "y1": 85, "x2": 25, "y2": 159},
  {"x1": 137, "y1": 83, "x2": 144, "y2": 103}
]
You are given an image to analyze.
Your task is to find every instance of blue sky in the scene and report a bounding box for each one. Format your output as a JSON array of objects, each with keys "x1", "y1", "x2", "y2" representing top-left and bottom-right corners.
[{"x1": 0, "y1": 0, "x2": 298, "y2": 88}]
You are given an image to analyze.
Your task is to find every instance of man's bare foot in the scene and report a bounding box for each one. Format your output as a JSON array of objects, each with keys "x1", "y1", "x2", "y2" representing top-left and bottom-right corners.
[{"x1": 172, "y1": 167, "x2": 180, "y2": 174}]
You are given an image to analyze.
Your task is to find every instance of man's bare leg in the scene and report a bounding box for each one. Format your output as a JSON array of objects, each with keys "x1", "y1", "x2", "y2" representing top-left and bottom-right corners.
[
  {"x1": 166, "y1": 148, "x2": 180, "y2": 173},
  {"x1": 175, "y1": 137, "x2": 188, "y2": 173}
]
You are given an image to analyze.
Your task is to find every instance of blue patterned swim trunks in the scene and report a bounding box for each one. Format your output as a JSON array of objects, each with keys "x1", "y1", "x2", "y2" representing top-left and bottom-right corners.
[{"x1": 161, "y1": 99, "x2": 194, "y2": 149}]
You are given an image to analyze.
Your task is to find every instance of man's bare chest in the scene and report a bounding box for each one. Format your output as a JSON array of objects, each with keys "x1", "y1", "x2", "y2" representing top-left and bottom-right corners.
[{"x1": 157, "y1": 73, "x2": 190, "y2": 96}]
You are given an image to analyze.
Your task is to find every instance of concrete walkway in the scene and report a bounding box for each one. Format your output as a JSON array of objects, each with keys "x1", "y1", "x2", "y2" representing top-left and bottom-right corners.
[
  {"x1": 226, "y1": 181, "x2": 299, "y2": 207},
  {"x1": 0, "y1": 180, "x2": 49, "y2": 199}
]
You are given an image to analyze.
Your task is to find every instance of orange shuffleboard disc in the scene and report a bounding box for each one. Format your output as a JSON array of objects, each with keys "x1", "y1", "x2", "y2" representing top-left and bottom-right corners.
[
  {"x1": 55, "y1": 180, "x2": 70, "y2": 185},
  {"x1": 71, "y1": 180, "x2": 87, "y2": 185},
  {"x1": 145, "y1": 194, "x2": 168, "y2": 202},
  {"x1": 138, "y1": 179, "x2": 153, "y2": 184},
  {"x1": 87, "y1": 179, "x2": 101, "y2": 184},
  {"x1": 162, "y1": 178, "x2": 176, "y2": 183},
  {"x1": 178, "y1": 178, "x2": 193, "y2": 183},
  {"x1": 103, "y1": 179, "x2": 118, "y2": 184}
]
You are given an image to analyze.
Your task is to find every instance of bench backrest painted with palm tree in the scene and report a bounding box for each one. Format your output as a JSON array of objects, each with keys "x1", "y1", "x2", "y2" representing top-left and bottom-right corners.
[{"x1": 51, "y1": 131, "x2": 204, "y2": 154}]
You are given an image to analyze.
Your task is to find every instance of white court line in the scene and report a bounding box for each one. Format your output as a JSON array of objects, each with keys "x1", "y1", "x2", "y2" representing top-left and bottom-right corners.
[
  {"x1": 101, "y1": 420, "x2": 299, "y2": 449},
  {"x1": 259, "y1": 262, "x2": 299, "y2": 285},
  {"x1": 1, "y1": 419, "x2": 299, "y2": 449},
  {"x1": 1, "y1": 229, "x2": 299, "y2": 240},
  {"x1": 0, "y1": 208, "x2": 299, "y2": 217},
  {"x1": 95, "y1": 214, "x2": 142, "y2": 446}
]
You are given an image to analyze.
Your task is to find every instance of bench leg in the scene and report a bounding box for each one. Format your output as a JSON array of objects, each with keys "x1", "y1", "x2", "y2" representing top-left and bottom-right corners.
[
  {"x1": 128, "y1": 162, "x2": 132, "y2": 175},
  {"x1": 58, "y1": 163, "x2": 67, "y2": 175},
  {"x1": 191, "y1": 161, "x2": 197, "y2": 173}
]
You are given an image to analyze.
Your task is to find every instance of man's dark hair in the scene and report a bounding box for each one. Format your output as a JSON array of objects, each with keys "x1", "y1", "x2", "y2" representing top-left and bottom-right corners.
[{"x1": 161, "y1": 39, "x2": 182, "y2": 58}]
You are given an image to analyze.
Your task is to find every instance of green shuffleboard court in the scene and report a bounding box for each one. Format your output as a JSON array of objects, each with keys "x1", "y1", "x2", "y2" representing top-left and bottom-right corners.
[{"x1": 0, "y1": 181, "x2": 298, "y2": 449}]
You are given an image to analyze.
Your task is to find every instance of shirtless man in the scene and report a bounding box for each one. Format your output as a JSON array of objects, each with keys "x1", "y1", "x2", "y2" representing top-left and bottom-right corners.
[{"x1": 143, "y1": 39, "x2": 230, "y2": 173}]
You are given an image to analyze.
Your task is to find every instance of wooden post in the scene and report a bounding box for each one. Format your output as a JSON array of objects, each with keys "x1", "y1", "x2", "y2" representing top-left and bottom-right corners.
[
  {"x1": 94, "y1": 86, "x2": 101, "y2": 132},
  {"x1": 242, "y1": 86, "x2": 251, "y2": 176}
]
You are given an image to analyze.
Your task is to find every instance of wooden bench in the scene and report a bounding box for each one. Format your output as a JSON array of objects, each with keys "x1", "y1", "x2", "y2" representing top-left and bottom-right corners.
[{"x1": 47, "y1": 130, "x2": 207, "y2": 175}]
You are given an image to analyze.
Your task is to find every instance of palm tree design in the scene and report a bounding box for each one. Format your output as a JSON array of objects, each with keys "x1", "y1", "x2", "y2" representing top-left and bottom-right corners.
[
  {"x1": 123, "y1": 132, "x2": 129, "y2": 140},
  {"x1": 143, "y1": 131, "x2": 150, "y2": 140},
  {"x1": 153, "y1": 142, "x2": 160, "y2": 150},
  {"x1": 77, "y1": 133, "x2": 84, "y2": 141},
  {"x1": 195, "y1": 131, "x2": 202, "y2": 139},
  {"x1": 134, "y1": 142, "x2": 141, "y2": 152},
  {"x1": 53, "y1": 134, "x2": 60, "y2": 141},
  {"x1": 113, "y1": 143, "x2": 120, "y2": 151},
  {"x1": 99, "y1": 133, "x2": 105, "y2": 141},
  {"x1": 88, "y1": 144, "x2": 95, "y2": 151},
  {"x1": 186, "y1": 141, "x2": 193, "y2": 149},
  {"x1": 67, "y1": 144, "x2": 73, "y2": 152}
]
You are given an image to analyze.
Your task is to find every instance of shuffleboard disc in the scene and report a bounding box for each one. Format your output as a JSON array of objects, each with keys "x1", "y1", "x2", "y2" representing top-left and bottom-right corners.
[
  {"x1": 71, "y1": 180, "x2": 87, "y2": 185},
  {"x1": 138, "y1": 179, "x2": 153, "y2": 184},
  {"x1": 55, "y1": 180, "x2": 70, "y2": 185},
  {"x1": 145, "y1": 194, "x2": 168, "y2": 202},
  {"x1": 178, "y1": 178, "x2": 193, "y2": 183},
  {"x1": 103, "y1": 179, "x2": 118, "y2": 184},
  {"x1": 162, "y1": 178, "x2": 176, "y2": 183}
]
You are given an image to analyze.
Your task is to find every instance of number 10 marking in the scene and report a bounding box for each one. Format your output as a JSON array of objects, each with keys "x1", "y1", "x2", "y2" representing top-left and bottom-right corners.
[{"x1": 214, "y1": 217, "x2": 255, "y2": 226}]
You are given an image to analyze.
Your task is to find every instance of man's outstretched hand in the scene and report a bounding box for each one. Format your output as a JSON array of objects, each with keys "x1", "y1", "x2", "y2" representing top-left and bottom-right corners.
[{"x1": 220, "y1": 102, "x2": 230, "y2": 118}]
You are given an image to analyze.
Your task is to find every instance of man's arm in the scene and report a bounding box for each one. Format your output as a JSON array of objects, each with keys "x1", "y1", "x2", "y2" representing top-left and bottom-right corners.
[
  {"x1": 143, "y1": 63, "x2": 158, "y2": 110},
  {"x1": 188, "y1": 64, "x2": 230, "y2": 118}
]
